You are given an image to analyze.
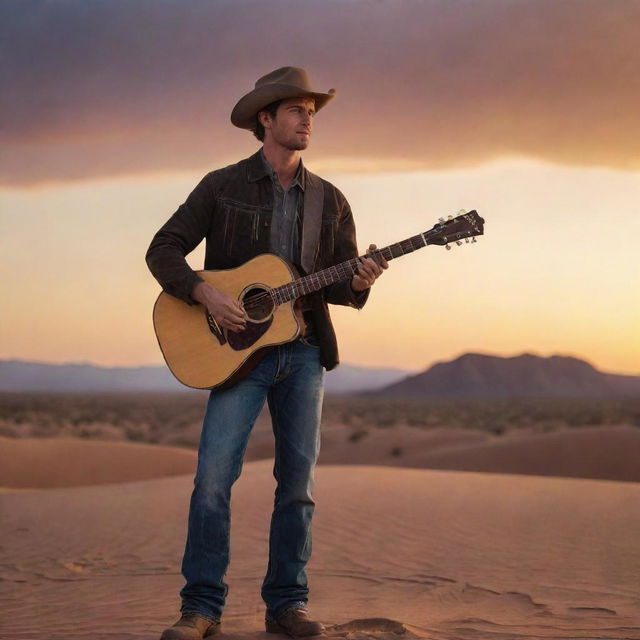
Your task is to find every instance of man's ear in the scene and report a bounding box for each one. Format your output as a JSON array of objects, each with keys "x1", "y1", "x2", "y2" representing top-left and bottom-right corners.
[{"x1": 258, "y1": 110, "x2": 271, "y2": 129}]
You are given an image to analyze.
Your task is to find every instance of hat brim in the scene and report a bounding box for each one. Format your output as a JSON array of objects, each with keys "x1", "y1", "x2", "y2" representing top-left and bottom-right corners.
[{"x1": 230, "y1": 83, "x2": 336, "y2": 129}]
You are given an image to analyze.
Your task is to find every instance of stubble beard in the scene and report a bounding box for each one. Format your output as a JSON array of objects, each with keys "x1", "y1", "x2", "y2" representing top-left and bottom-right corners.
[
  {"x1": 273, "y1": 127, "x2": 309, "y2": 151},
  {"x1": 285, "y1": 135, "x2": 309, "y2": 151}
]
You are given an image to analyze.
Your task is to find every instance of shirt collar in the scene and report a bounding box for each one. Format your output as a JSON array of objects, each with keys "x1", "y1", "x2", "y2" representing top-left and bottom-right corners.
[{"x1": 259, "y1": 148, "x2": 306, "y2": 191}]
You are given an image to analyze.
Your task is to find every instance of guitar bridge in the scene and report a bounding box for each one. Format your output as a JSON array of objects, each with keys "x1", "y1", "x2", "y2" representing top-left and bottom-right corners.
[{"x1": 206, "y1": 312, "x2": 227, "y2": 346}]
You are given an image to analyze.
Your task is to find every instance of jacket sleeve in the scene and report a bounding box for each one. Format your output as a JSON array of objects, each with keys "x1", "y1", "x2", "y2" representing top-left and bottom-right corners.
[
  {"x1": 145, "y1": 173, "x2": 215, "y2": 305},
  {"x1": 324, "y1": 199, "x2": 370, "y2": 309}
]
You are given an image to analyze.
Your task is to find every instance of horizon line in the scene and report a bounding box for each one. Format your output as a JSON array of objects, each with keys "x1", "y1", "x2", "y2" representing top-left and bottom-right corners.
[{"x1": 2, "y1": 350, "x2": 638, "y2": 378}]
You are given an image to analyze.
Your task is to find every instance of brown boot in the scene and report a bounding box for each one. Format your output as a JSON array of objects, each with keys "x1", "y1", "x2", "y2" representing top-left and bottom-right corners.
[
  {"x1": 265, "y1": 608, "x2": 325, "y2": 637},
  {"x1": 160, "y1": 614, "x2": 221, "y2": 640}
]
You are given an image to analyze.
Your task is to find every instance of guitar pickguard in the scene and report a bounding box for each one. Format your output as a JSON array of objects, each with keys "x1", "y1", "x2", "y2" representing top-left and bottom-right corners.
[{"x1": 226, "y1": 318, "x2": 274, "y2": 351}]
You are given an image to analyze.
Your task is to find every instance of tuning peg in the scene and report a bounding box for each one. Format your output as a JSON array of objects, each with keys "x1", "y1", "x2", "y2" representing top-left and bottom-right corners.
[
  {"x1": 445, "y1": 244, "x2": 451, "y2": 251},
  {"x1": 465, "y1": 238, "x2": 470, "y2": 243},
  {"x1": 455, "y1": 240, "x2": 463, "y2": 246},
  {"x1": 447, "y1": 214, "x2": 454, "y2": 220},
  {"x1": 438, "y1": 217, "x2": 445, "y2": 223},
  {"x1": 457, "y1": 209, "x2": 467, "y2": 216},
  {"x1": 471, "y1": 237, "x2": 477, "y2": 243}
]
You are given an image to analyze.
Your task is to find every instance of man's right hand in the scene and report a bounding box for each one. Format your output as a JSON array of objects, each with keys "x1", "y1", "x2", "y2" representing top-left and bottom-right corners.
[{"x1": 192, "y1": 281, "x2": 247, "y2": 332}]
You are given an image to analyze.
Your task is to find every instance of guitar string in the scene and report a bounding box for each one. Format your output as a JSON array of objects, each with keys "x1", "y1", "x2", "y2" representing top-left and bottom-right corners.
[
  {"x1": 240, "y1": 237, "x2": 440, "y2": 310},
  {"x1": 241, "y1": 249, "x2": 394, "y2": 309},
  {"x1": 240, "y1": 245, "x2": 412, "y2": 311},
  {"x1": 239, "y1": 221, "x2": 479, "y2": 311}
]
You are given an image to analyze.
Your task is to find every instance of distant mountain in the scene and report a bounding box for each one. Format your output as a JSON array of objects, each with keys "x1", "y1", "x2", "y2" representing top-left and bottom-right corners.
[
  {"x1": 0, "y1": 360, "x2": 184, "y2": 393},
  {"x1": 0, "y1": 360, "x2": 411, "y2": 394},
  {"x1": 379, "y1": 353, "x2": 640, "y2": 398},
  {"x1": 4, "y1": 354, "x2": 637, "y2": 397}
]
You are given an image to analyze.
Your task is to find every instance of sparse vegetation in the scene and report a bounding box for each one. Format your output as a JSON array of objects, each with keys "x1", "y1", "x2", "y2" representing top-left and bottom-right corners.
[
  {"x1": 322, "y1": 395, "x2": 640, "y2": 433},
  {"x1": 0, "y1": 392, "x2": 208, "y2": 446},
  {"x1": 0, "y1": 392, "x2": 639, "y2": 448}
]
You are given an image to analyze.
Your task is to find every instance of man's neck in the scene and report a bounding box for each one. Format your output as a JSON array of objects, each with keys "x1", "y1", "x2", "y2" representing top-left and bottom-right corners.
[{"x1": 261, "y1": 143, "x2": 301, "y2": 191}]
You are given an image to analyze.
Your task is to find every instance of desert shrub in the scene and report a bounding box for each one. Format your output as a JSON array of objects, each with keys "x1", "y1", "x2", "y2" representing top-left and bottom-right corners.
[{"x1": 348, "y1": 428, "x2": 368, "y2": 443}]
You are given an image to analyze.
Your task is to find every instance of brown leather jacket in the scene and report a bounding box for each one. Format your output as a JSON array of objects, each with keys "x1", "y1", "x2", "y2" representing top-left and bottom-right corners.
[{"x1": 145, "y1": 150, "x2": 368, "y2": 371}]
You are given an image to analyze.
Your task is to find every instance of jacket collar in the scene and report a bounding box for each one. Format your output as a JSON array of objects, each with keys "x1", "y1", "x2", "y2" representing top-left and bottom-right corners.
[
  {"x1": 246, "y1": 148, "x2": 306, "y2": 190},
  {"x1": 246, "y1": 149, "x2": 269, "y2": 183}
]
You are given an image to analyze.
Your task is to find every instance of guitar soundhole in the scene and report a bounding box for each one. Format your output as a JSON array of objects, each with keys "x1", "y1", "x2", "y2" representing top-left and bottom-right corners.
[
  {"x1": 225, "y1": 285, "x2": 275, "y2": 352},
  {"x1": 241, "y1": 285, "x2": 275, "y2": 322}
]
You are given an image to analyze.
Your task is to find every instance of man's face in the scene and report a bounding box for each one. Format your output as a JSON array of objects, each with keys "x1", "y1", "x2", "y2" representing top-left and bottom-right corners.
[{"x1": 262, "y1": 97, "x2": 316, "y2": 150}]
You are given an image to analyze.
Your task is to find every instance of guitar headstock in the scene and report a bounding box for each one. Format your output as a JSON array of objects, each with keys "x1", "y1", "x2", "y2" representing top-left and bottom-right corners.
[{"x1": 426, "y1": 210, "x2": 484, "y2": 249}]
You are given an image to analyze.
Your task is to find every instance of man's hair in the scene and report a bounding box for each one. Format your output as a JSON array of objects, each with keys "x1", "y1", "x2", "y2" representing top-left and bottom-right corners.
[{"x1": 252, "y1": 99, "x2": 283, "y2": 142}]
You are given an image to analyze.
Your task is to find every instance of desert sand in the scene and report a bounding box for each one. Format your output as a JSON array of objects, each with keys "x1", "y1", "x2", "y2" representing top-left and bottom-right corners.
[
  {"x1": 1, "y1": 432, "x2": 639, "y2": 640},
  {"x1": 317, "y1": 424, "x2": 640, "y2": 482},
  {"x1": 0, "y1": 437, "x2": 197, "y2": 488}
]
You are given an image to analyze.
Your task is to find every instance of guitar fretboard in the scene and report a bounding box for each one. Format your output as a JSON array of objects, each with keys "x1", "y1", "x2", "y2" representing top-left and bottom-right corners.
[{"x1": 271, "y1": 232, "x2": 428, "y2": 305}]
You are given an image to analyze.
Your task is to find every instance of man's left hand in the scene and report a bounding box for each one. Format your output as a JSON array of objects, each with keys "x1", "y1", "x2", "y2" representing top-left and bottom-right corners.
[{"x1": 351, "y1": 244, "x2": 389, "y2": 292}]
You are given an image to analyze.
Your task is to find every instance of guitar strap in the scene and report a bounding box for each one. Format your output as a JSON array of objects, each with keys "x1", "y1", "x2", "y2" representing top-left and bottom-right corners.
[{"x1": 300, "y1": 169, "x2": 324, "y2": 275}]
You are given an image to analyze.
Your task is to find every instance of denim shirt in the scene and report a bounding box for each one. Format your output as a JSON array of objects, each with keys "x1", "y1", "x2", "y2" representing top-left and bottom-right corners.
[
  {"x1": 260, "y1": 149, "x2": 305, "y2": 264},
  {"x1": 260, "y1": 150, "x2": 319, "y2": 337}
]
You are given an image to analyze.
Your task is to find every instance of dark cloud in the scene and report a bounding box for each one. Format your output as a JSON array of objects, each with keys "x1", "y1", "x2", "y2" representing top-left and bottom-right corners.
[{"x1": 2, "y1": 0, "x2": 639, "y2": 185}]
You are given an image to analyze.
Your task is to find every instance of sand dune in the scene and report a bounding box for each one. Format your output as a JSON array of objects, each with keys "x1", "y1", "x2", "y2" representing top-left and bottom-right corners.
[
  {"x1": 316, "y1": 424, "x2": 489, "y2": 466},
  {"x1": 409, "y1": 424, "x2": 640, "y2": 481},
  {"x1": 315, "y1": 424, "x2": 640, "y2": 482},
  {"x1": 3, "y1": 423, "x2": 638, "y2": 492},
  {"x1": 1, "y1": 436, "x2": 639, "y2": 640},
  {"x1": 0, "y1": 436, "x2": 197, "y2": 488}
]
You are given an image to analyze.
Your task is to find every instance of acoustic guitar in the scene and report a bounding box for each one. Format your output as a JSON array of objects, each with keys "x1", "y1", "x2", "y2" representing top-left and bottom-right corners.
[{"x1": 153, "y1": 209, "x2": 484, "y2": 389}]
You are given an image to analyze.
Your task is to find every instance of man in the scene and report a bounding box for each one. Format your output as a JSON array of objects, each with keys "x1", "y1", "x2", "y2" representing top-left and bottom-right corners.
[{"x1": 146, "y1": 67, "x2": 387, "y2": 640}]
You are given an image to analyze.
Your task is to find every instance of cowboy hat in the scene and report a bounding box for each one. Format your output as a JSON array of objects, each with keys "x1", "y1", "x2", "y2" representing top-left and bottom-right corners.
[{"x1": 231, "y1": 66, "x2": 336, "y2": 130}]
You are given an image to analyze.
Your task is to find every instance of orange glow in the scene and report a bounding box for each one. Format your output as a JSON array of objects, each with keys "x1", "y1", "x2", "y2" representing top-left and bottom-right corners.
[{"x1": 1, "y1": 161, "x2": 639, "y2": 375}]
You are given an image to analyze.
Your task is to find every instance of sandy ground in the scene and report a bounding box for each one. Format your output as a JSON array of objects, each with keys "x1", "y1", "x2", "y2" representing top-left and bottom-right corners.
[
  {"x1": 1, "y1": 430, "x2": 640, "y2": 640},
  {"x1": 3, "y1": 424, "x2": 640, "y2": 490},
  {"x1": 0, "y1": 437, "x2": 197, "y2": 488}
]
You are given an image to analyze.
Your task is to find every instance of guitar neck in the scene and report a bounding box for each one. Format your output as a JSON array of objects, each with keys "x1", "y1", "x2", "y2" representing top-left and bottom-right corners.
[{"x1": 271, "y1": 232, "x2": 428, "y2": 304}]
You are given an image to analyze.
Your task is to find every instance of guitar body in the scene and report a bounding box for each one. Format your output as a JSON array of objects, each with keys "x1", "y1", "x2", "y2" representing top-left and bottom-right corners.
[
  {"x1": 153, "y1": 254, "x2": 301, "y2": 390},
  {"x1": 152, "y1": 210, "x2": 484, "y2": 390}
]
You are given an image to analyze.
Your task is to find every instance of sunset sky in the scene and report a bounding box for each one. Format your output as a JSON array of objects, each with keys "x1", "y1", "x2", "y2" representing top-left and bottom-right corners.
[{"x1": 2, "y1": 0, "x2": 639, "y2": 375}]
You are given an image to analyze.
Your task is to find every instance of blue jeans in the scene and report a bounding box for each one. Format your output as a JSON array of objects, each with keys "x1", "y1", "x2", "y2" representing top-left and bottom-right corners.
[{"x1": 179, "y1": 337, "x2": 324, "y2": 621}]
